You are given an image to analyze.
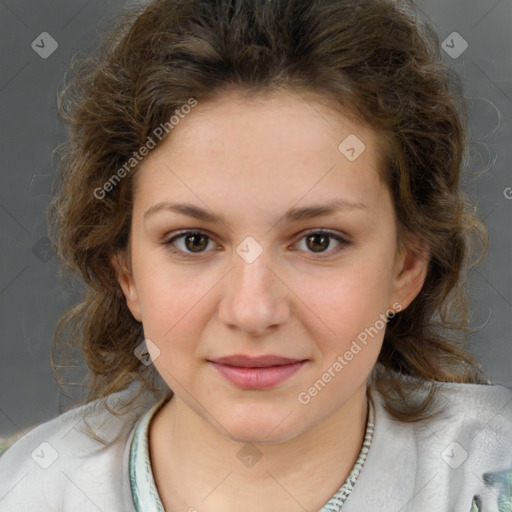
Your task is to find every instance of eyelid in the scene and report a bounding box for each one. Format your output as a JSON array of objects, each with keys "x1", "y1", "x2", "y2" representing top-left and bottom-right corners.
[
  {"x1": 164, "y1": 228, "x2": 215, "y2": 242},
  {"x1": 298, "y1": 228, "x2": 350, "y2": 244}
]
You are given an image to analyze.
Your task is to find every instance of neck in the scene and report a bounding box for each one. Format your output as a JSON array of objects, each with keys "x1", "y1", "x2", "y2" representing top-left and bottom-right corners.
[{"x1": 149, "y1": 385, "x2": 369, "y2": 512}]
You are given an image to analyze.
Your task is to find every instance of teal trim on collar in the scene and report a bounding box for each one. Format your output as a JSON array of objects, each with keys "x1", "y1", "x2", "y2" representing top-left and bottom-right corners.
[{"x1": 130, "y1": 399, "x2": 167, "y2": 512}]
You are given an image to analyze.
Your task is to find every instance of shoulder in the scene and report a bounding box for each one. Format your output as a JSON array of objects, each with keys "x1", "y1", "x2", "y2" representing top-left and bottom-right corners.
[
  {"x1": 425, "y1": 380, "x2": 512, "y2": 434},
  {"x1": 375, "y1": 376, "x2": 512, "y2": 443},
  {"x1": 0, "y1": 381, "x2": 164, "y2": 512},
  {"x1": 345, "y1": 380, "x2": 512, "y2": 512},
  {"x1": 413, "y1": 381, "x2": 512, "y2": 511},
  {"x1": 424, "y1": 381, "x2": 512, "y2": 468},
  {"x1": 434, "y1": 379, "x2": 512, "y2": 416}
]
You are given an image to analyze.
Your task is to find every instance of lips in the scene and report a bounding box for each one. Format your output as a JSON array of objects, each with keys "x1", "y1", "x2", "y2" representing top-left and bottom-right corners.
[
  {"x1": 208, "y1": 354, "x2": 307, "y2": 390},
  {"x1": 211, "y1": 355, "x2": 304, "y2": 368}
]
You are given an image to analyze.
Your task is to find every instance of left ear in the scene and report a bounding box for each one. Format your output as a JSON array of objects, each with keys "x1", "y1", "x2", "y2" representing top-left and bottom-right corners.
[{"x1": 391, "y1": 236, "x2": 430, "y2": 311}]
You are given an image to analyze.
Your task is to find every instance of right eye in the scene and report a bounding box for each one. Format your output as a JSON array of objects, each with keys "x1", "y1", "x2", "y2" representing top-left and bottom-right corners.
[{"x1": 163, "y1": 230, "x2": 218, "y2": 258}]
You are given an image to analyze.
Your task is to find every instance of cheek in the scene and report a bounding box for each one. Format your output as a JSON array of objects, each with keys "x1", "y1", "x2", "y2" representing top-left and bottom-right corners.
[
  {"x1": 141, "y1": 286, "x2": 204, "y2": 335},
  {"x1": 133, "y1": 260, "x2": 216, "y2": 358},
  {"x1": 139, "y1": 278, "x2": 207, "y2": 385},
  {"x1": 291, "y1": 263, "x2": 393, "y2": 417},
  {"x1": 294, "y1": 256, "x2": 396, "y2": 348}
]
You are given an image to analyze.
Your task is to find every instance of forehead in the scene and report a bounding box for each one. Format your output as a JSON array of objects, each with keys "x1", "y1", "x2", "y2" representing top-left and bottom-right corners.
[
  {"x1": 158, "y1": 88, "x2": 383, "y2": 161},
  {"x1": 133, "y1": 89, "x2": 389, "y2": 218}
]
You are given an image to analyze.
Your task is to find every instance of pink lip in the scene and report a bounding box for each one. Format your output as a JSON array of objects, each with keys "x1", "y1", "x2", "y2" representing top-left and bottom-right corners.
[{"x1": 208, "y1": 355, "x2": 307, "y2": 390}]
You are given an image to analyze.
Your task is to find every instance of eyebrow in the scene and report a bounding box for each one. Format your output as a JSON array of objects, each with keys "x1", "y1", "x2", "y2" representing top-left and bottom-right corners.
[{"x1": 144, "y1": 198, "x2": 367, "y2": 224}]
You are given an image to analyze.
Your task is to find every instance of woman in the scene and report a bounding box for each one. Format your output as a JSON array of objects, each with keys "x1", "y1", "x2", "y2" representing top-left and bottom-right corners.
[{"x1": 0, "y1": 0, "x2": 510, "y2": 510}]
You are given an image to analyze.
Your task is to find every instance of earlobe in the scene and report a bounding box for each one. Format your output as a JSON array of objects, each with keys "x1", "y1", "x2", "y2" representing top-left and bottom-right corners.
[
  {"x1": 112, "y1": 252, "x2": 142, "y2": 322},
  {"x1": 392, "y1": 241, "x2": 429, "y2": 312}
]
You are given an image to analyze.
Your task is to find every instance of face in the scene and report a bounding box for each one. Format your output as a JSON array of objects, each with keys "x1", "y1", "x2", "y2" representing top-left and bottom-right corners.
[{"x1": 116, "y1": 89, "x2": 427, "y2": 444}]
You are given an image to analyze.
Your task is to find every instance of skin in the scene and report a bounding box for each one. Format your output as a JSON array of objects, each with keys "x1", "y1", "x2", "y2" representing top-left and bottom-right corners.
[{"x1": 115, "y1": 89, "x2": 428, "y2": 512}]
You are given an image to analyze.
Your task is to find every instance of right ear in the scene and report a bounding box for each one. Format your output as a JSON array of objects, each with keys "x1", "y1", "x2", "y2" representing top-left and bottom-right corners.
[{"x1": 112, "y1": 251, "x2": 142, "y2": 322}]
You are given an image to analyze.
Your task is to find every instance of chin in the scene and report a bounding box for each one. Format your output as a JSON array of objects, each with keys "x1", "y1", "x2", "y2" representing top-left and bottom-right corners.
[
  {"x1": 219, "y1": 413, "x2": 304, "y2": 446},
  {"x1": 226, "y1": 428, "x2": 296, "y2": 446}
]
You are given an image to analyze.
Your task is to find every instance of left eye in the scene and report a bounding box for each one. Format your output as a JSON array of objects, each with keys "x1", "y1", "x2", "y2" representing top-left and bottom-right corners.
[
  {"x1": 294, "y1": 230, "x2": 349, "y2": 255},
  {"x1": 163, "y1": 229, "x2": 349, "y2": 257}
]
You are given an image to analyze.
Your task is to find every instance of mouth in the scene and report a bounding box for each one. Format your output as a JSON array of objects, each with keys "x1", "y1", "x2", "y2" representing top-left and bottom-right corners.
[{"x1": 207, "y1": 354, "x2": 308, "y2": 390}]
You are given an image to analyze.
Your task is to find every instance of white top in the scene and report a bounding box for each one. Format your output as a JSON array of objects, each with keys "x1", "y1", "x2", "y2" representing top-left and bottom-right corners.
[{"x1": 0, "y1": 378, "x2": 511, "y2": 511}]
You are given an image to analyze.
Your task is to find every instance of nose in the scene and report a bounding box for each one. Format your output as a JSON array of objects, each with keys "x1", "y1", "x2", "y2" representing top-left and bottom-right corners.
[{"x1": 217, "y1": 245, "x2": 290, "y2": 337}]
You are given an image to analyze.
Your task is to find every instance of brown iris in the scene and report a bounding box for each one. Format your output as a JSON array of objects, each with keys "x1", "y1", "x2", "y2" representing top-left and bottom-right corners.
[
  {"x1": 306, "y1": 233, "x2": 330, "y2": 252},
  {"x1": 184, "y1": 233, "x2": 209, "y2": 252}
]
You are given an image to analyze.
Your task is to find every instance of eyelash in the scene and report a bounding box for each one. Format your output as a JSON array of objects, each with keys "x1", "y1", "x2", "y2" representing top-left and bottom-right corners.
[{"x1": 162, "y1": 229, "x2": 351, "y2": 259}]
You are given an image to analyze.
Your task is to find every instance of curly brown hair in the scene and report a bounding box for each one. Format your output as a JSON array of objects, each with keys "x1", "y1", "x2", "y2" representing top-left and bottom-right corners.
[{"x1": 48, "y1": 0, "x2": 488, "y2": 424}]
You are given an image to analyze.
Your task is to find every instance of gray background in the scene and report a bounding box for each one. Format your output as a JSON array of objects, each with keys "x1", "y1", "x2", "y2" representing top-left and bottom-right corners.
[{"x1": 0, "y1": 0, "x2": 510, "y2": 439}]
